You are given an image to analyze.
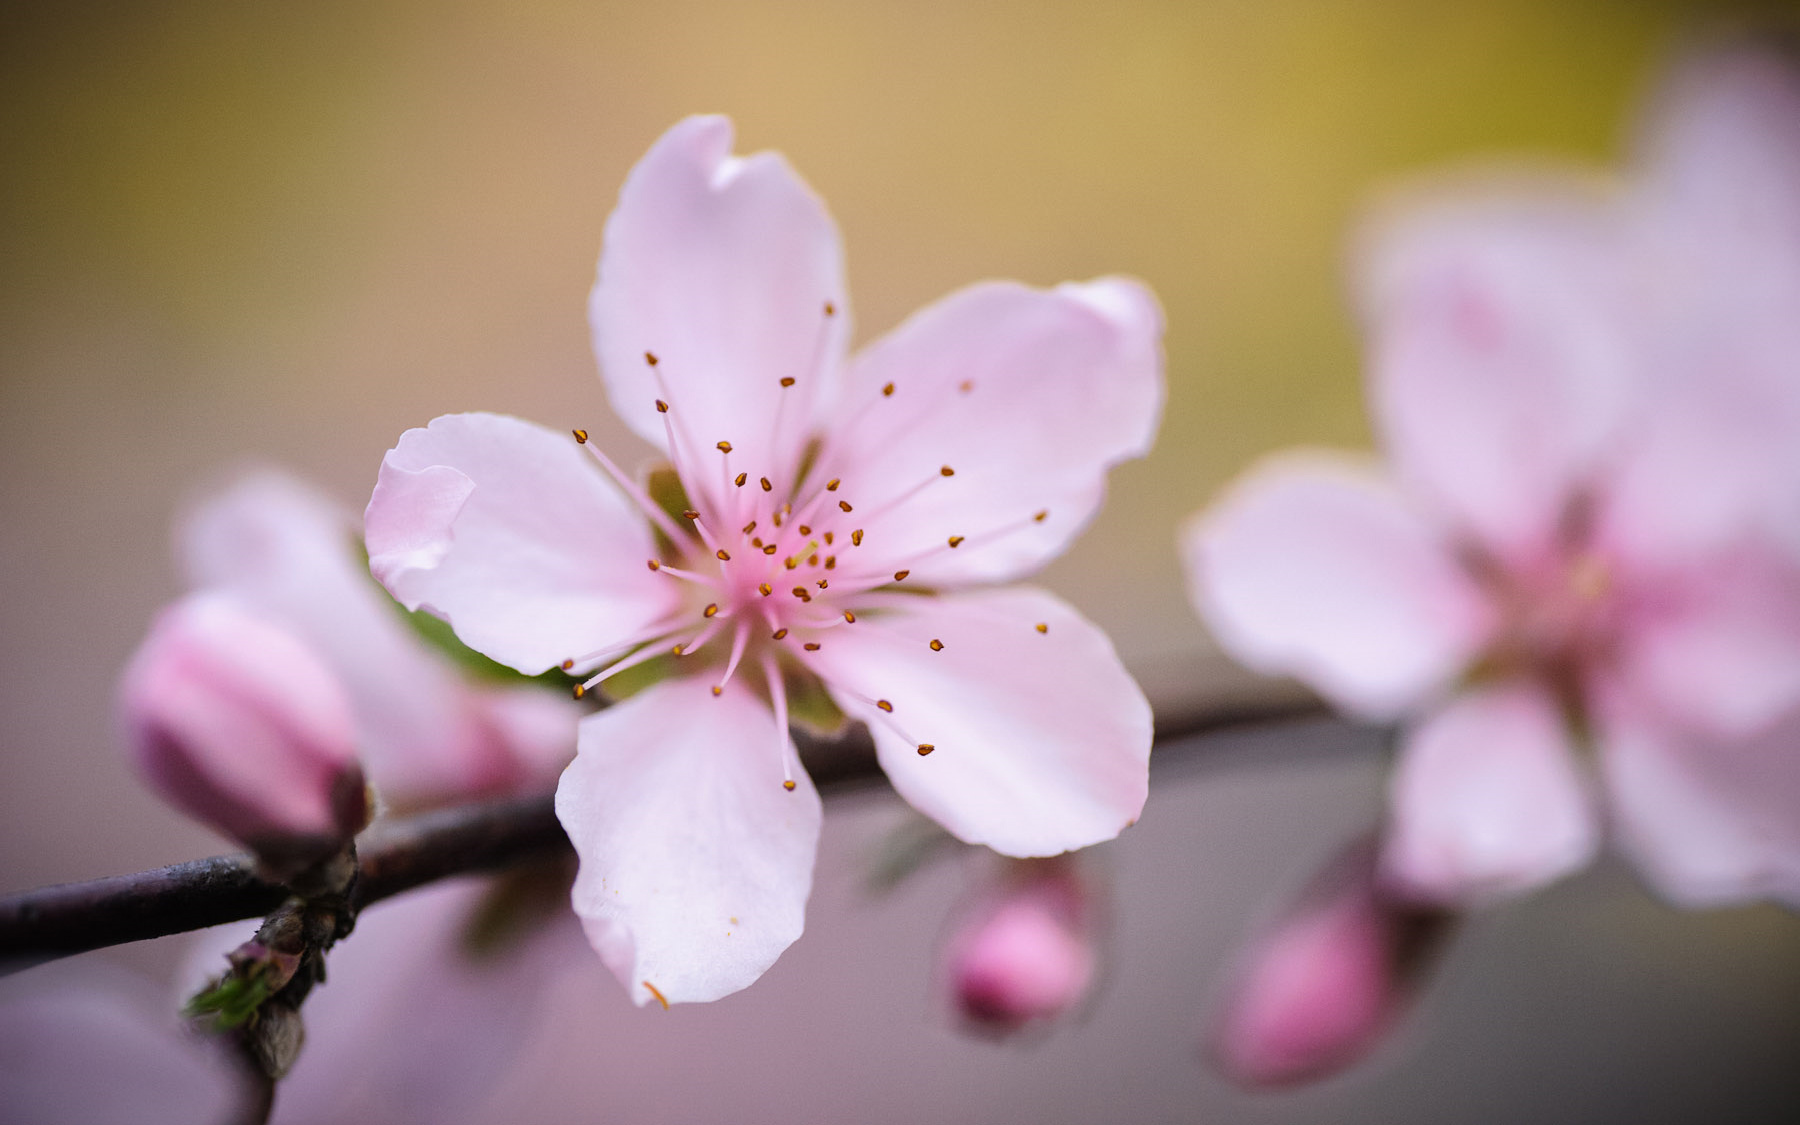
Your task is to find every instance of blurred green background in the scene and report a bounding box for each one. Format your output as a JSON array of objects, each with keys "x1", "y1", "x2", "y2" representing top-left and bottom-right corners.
[{"x1": 4, "y1": 3, "x2": 1798, "y2": 1122}]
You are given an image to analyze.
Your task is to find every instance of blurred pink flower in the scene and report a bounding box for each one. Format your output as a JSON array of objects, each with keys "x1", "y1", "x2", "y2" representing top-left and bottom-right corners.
[
  {"x1": 1213, "y1": 840, "x2": 1450, "y2": 1087},
  {"x1": 946, "y1": 859, "x2": 1096, "y2": 1031},
  {"x1": 120, "y1": 592, "x2": 367, "y2": 867},
  {"x1": 1184, "y1": 44, "x2": 1800, "y2": 910},
  {"x1": 180, "y1": 468, "x2": 576, "y2": 809},
  {"x1": 365, "y1": 115, "x2": 1163, "y2": 1004}
]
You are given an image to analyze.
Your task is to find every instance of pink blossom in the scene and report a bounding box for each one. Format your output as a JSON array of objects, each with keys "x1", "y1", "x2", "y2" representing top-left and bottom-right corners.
[
  {"x1": 1184, "y1": 45, "x2": 1800, "y2": 910},
  {"x1": 179, "y1": 468, "x2": 577, "y2": 808},
  {"x1": 120, "y1": 592, "x2": 368, "y2": 864},
  {"x1": 365, "y1": 116, "x2": 1163, "y2": 1004},
  {"x1": 945, "y1": 859, "x2": 1096, "y2": 1032},
  {"x1": 1212, "y1": 840, "x2": 1450, "y2": 1087}
]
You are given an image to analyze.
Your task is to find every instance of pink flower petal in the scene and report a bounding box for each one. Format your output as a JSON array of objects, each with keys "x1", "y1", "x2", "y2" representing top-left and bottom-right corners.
[
  {"x1": 367, "y1": 413, "x2": 677, "y2": 676},
  {"x1": 1355, "y1": 181, "x2": 1635, "y2": 563},
  {"x1": 1183, "y1": 453, "x2": 1494, "y2": 719},
  {"x1": 120, "y1": 591, "x2": 364, "y2": 849},
  {"x1": 1600, "y1": 704, "x2": 1800, "y2": 910},
  {"x1": 1381, "y1": 683, "x2": 1599, "y2": 905},
  {"x1": 183, "y1": 467, "x2": 562, "y2": 804},
  {"x1": 588, "y1": 115, "x2": 850, "y2": 507},
  {"x1": 816, "y1": 278, "x2": 1162, "y2": 585},
  {"x1": 557, "y1": 676, "x2": 822, "y2": 1005},
  {"x1": 809, "y1": 586, "x2": 1150, "y2": 857},
  {"x1": 1610, "y1": 547, "x2": 1800, "y2": 741}
]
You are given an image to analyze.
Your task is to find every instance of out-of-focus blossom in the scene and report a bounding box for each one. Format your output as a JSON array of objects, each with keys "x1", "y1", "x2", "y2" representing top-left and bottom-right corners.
[
  {"x1": 120, "y1": 592, "x2": 367, "y2": 868},
  {"x1": 366, "y1": 115, "x2": 1162, "y2": 1005},
  {"x1": 946, "y1": 858, "x2": 1096, "y2": 1032},
  {"x1": 1213, "y1": 840, "x2": 1451, "y2": 1087},
  {"x1": 0, "y1": 963, "x2": 246, "y2": 1125},
  {"x1": 181, "y1": 468, "x2": 576, "y2": 808},
  {"x1": 1184, "y1": 43, "x2": 1800, "y2": 911}
]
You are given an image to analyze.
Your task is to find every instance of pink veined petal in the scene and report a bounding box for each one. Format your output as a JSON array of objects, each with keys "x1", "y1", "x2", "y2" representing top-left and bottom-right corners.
[
  {"x1": 1355, "y1": 178, "x2": 1636, "y2": 564},
  {"x1": 810, "y1": 586, "x2": 1151, "y2": 857},
  {"x1": 366, "y1": 413, "x2": 678, "y2": 677},
  {"x1": 182, "y1": 467, "x2": 552, "y2": 804},
  {"x1": 813, "y1": 278, "x2": 1163, "y2": 585},
  {"x1": 589, "y1": 115, "x2": 850, "y2": 510},
  {"x1": 556, "y1": 676, "x2": 823, "y2": 1006},
  {"x1": 1183, "y1": 453, "x2": 1495, "y2": 720},
  {"x1": 1599, "y1": 702, "x2": 1800, "y2": 911},
  {"x1": 1608, "y1": 545, "x2": 1800, "y2": 741},
  {"x1": 1381, "y1": 682, "x2": 1599, "y2": 906}
]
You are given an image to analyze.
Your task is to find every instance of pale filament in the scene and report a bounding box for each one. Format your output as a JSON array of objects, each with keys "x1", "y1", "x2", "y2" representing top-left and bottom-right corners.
[
  {"x1": 759, "y1": 650, "x2": 798, "y2": 790},
  {"x1": 578, "y1": 438, "x2": 688, "y2": 546}
]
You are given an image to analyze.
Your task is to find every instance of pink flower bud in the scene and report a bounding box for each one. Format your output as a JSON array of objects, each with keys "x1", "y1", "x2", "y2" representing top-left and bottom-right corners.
[
  {"x1": 947, "y1": 859, "x2": 1095, "y2": 1031},
  {"x1": 1213, "y1": 840, "x2": 1452, "y2": 1087},
  {"x1": 120, "y1": 592, "x2": 368, "y2": 864}
]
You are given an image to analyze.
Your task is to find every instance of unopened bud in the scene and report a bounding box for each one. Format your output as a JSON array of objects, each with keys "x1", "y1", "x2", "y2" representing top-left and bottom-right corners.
[
  {"x1": 946, "y1": 859, "x2": 1095, "y2": 1032},
  {"x1": 1213, "y1": 839, "x2": 1454, "y2": 1087},
  {"x1": 119, "y1": 593, "x2": 368, "y2": 866}
]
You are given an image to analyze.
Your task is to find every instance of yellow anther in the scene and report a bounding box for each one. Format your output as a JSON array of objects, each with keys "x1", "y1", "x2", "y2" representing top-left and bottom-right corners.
[
  {"x1": 882, "y1": 382, "x2": 895, "y2": 397},
  {"x1": 759, "y1": 582, "x2": 773, "y2": 596},
  {"x1": 655, "y1": 399, "x2": 669, "y2": 413},
  {"x1": 929, "y1": 638, "x2": 944, "y2": 651},
  {"x1": 916, "y1": 743, "x2": 935, "y2": 756},
  {"x1": 716, "y1": 549, "x2": 731, "y2": 561},
  {"x1": 893, "y1": 569, "x2": 909, "y2": 581},
  {"x1": 803, "y1": 642, "x2": 821, "y2": 651},
  {"x1": 823, "y1": 531, "x2": 835, "y2": 545},
  {"x1": 1033, "y1": 509, "x2": 1048, "y2": 522},
  {"x1": 647, "y1": 559, "x2": 661, "y2": 571},
  {"x1": 876, "y1": 700, "x2": 893, "y2": 713},
  {"x1": 760, "y1": 477, "x2": 773, "y2": 492},
  {"x1": 735, "y1": 472, "x2": 748, "y2": 487},
  {"x1": 817, "y1": 579, "x2": 828, "y2": 590},
  {"x1": 826, "y1": 478, "x2": 841, "y2": 491},
  {"x1": 838, "y1": 500, "x2": 853, "y2": 513},
  {"x1": 772, "y1": 627, "x2": 789, "y2": 640},
  {"x1": 1035, "y1": 622, "x2": 1049, "y2": 634},
  {"x1": 947, "y1": 535, "x2": 964, "y2": 548},
  {"x1": 792, "y1": 586, "x2": 808, "y2": 598},
  {"x1": 824, "y1": 300, "x2": 836, "y2": 316},
  {"x1": 645, "y1": 352, "x2": 660, "y2": 367},
  {"x1": 843, "y1": 610, "x2": 856, "y2": 623},
  {"x1": 742, "y1": 520, "x2": 757, "y2": 534},
  {"x1": 763, "y1": 544, "x2": 777, "y2": 555},
  {"x1": 783, "y1": 779, "x2": 798, "y2": 791},
  {"x1": 850, "y1": 529, "x2": 864, "y2": 546},
  {"x1": 797, "y1": 525, "x2": 812, "y2": 536},
  {"x1": 712, "y1": 685, "x2": 723, "y2": 696},
  {"x1": 717, "y1": 441, "x2": 733, "y2": 454},
  {"x1": 940, "y1": 465, "x2": 954, "y2": 477},
  {"x1": 780, "y1": 376, "x2": 796, "y2": 387},
  {"x1": 672, "y1": 643, "x2": 686, "y2": 655},
  {"x1": 561, "y1": 659, "x2": 575, "y2": 671},
  {"x1": 824, "y1": 556, "x2": 837, "y2": 569},
  {"x1": 682, "y1": 509, "x2": 699, "y2": 521},
  {"x1": 572, "y1": 684, "x2": 586, "y2": 700},
  {"x1": 572, "y1": 429, "x2": 589, "y2": 443},
  {"x1": 704, "y1": 604, "x2": 719, "y2": 618}
]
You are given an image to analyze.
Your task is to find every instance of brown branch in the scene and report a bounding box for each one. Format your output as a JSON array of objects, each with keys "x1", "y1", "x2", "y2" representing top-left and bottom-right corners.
[{"x1": 0, "y1": 696, "x2": 1336, "y2": 969}]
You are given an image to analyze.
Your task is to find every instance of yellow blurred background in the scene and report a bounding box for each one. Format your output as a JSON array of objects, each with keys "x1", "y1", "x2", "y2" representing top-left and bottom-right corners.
[{"x1": 4, "y1": 3, "x2": 1798, "y2": 1121}]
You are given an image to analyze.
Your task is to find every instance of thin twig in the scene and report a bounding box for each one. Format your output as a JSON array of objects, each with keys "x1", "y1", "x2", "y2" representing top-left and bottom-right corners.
[{"x1": 0, "y1": 696, "x2": 1334, "y2": 968}]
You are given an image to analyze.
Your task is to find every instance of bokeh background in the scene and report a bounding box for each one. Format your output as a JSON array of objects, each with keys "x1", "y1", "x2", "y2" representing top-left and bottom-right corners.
[{"x1": 4, "y1": 2, "x2": 1799, "y2": 1121}]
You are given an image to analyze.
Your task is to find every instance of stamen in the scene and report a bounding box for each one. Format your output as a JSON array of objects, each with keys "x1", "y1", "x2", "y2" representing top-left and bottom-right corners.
[
  {"x1": 929, "y1": 638, "x2": 944, "y2": 651},
  {"x1": 772, "y1": 627, "x2": 789, "y2": 640},
  {"x1": 843, "y1": 610, "x2": 856, "y2": 623},
  {"x1": 959, "y1": 380, "x2": 974, "y2": 393},
  {"x1": 580, "y1": 641, "x2": 671, "y2": 692},
  {"x1": 759, "y1": 651, "x2": 797, "y2": 792},
  {"x1": 916, "y1": 744, "x2": 935, "y2": 756},
  {"x1": 579, "y1": 440, "x2": 687, "y2": 545},
  {"x1": 804, "y1": 642, "x2": 821, "y2": 651},
  {"x1": 561, "y1": 659, "x2": 575, "y2": 671},
  {"x1": 759, "y1": 582, "x2": 773, "y2": 596},
  {"x1": 797, "y1": 525, "x2": 811, "y2": 536},
  {"x1": 851, "y1": 529, "x2": 864, "y2": 546},
  {"x1": 742, "y1": 521, "x2": 757, "y2": 535},
  {"x1": 838, "y1": 500, "x2": 853, "y2": 512},
  {"x1": 893, "y1": 570, "x2": 909, "y2": 581},
  {"x1": 763, "y1": 544, "x2": 778, "y2": 555},
  {"x1": 736, "y1": 472, "x2": 748, "y2": 487},
  {"x1": 714, "y1": 620, "x2": 751, "y2": 696},
  {"x1": 877, "y1": 699, "x2": 893, "y2": 712},
  {"x1": 572, "y1": 429, "x2": 588, "y2": 443},
  {"x1": 647, "y1": 560, "x2": 660, "y2": 571},
  {"x1": 940, "y1": 465, "x2": 954, "y2": 477},
  {"x1": 825, "y1": 556, "x2": 837, "y2": 569},
  {"x1": 827, "y1": 479, "x2": 841, "y2": 491},
  {"x1": 761, "y1": 477, "x2": 773, "y2": 492},
  {"x1": 1036, "y1": 622, "x2": 1049, "y2": 634},
  {"x1": 882, "y1": 382, "x2": 895, "y2": 397},
  {"x1": 716, "y1": 549, "x2": 731, "y2": 561},
  {"x1": 1035, "y1": 509, "x2": 1049, "y2": 522},
  {"x1": 824, "y1": 531, "x2": 835, "y2": 545},
  {"x1": 572, "y1": 684, "x2": 586, "y2": 699},
  {"x1": 948, "y1": 536, "x2": 964, "y2": 548},
  {"x1": 655, "y1": 399, "x2": 668, "y2": 412},
  {"x1": 703, "y1": 604, "x2": 720, "y2": 618},
  {"x1": 646, "y1": 352, "x2": 660, "y2": 367},
  {"x1": 781, "y1": 376, "x2": 795, "y2": 387},
  {"x1": 816, "y1": 579, "x2": 828, "y2": 590},
  {"x1": 716, "y1": 441, "x2": 733, "y2": 454},
  {"x1": 824, "y1": 300, "x2": 836, "y2": 316},
  {"x1": 791, "y1": 586, "x2": 809, "y2": 598},
  {"x1": 646, "y1": 561, "x2": 716, "y2": 587}
]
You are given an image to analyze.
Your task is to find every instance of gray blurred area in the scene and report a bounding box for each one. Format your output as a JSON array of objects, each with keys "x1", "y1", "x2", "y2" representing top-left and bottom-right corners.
[{"x1": 3, "y1": 3, "x2": 1798, "y2": 1121}]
